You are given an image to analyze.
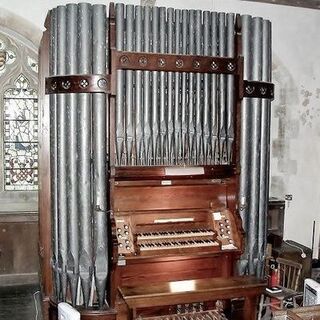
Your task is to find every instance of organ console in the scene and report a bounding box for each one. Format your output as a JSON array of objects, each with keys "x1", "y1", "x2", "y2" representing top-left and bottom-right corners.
[
  {"x1": 108, "y1": 162, "x2": 264, "y2": 320},
  {"x1": 113, "y1": 185, "x2": 242, "y2": 258},
  {"x1": 39, "y1": 2, "x2": 273, "y2": 320}
]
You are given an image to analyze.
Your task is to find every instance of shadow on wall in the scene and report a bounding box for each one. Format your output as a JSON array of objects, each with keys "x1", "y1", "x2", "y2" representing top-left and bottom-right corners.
[
  {"x1": 270, "y1": 54, "x2": 299, "y2": 198},
  {"x1": 271, "y1": 53, "x2": 320, "y2": 199}
]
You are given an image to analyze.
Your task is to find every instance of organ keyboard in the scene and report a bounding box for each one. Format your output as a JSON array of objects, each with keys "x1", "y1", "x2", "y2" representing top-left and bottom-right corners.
[
  {"x1": 114, "y1": 208, "x2": 241, "y2": 258},
  {"x1": 137, "y1": 310, "x2": 227, "y2": 320}
]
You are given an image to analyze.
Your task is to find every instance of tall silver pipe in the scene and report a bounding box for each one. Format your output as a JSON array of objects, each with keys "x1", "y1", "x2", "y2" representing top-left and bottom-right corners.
[
  {"x1": 167, "y1": 8, "x2": 174, "y2": 165},
  {"x1": 210, "y1": 12, "x2": 219, "y2": 165},
  {"x1": 115, "y1": 4, "x2": 125, "y2": 165},
  {"x1": 49, "y1": 8, "x2": 60, "y2": 301},
  {"x1": 77, "y1": 3, "x2": 93, "y2": 307},
  {"x1": 135, "y1": 6, "x2": 143, "y2": 165},
  {"x1": 56, "y1": 5, "x2": 68, "y2": 301},
  {"x1": 203, "y1": 11, "x2": 210, "y2": 164},
  {"x1": 257, "y1": 19, "x2": 272, "y2": 278},
  {"x1": 143, "y1": 6, "x2": 151, "y2": 165},
  {"x1": 195, "y1": 10, "x2": 202, "y2": 164},
  {"x1": 125, "y1": 5, "x2": 134, "y2": 165},
  {"x1": 238, "y1": 15, "x2": 253, "y2": 275},
  {"x1": 181, "y1": 10, "x2": 188, "y2": 164},
  {"x1": 92, "y1": 4, "x2": 108, "y2": 307},
  {"x1": 188, "y1": 10, "x2": 195, "y2": 165},
  {"x1": 65, "y1": 3, "x2": 79, "y2": 306},
  {"x1": 248, "y1": 17, "x2": 263, "y2": 275},
  {"x1": 151, "y1": 7, "x2": 160, "y2": 165},
  {"x1": 226, "y1": 13, "x2": 235, "y2": 164},
  {"x1": 174, "y1": 9, "x2": 182, "y2": 165},
  {"x1": 218, "y1": 13, "x2": 227, "y2": 164},
  {"x1": 239, "y1": 15, "x2": 252, "y2": 274},
  {"x1": 159, "y1": 7, "x2": 167, "y2": 165}
]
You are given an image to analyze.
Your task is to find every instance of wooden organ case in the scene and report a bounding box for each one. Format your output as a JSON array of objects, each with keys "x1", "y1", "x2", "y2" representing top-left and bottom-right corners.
[{"x1": 39, "y1": 3, "x2": 273, "y2": 320}]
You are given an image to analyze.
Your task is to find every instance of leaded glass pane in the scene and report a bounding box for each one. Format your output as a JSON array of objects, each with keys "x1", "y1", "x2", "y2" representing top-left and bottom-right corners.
[
  {"x1": 3, "y1": 74, "x2": 38, "y2": 190},
  {"x1": 5, "y1": 168, "x2": 38, "y2": 190},
  {"x1": 4, "y1": 142, "x2": 38, "y2": 169},
  {"x1": 4, "y1": 120, "x2": 38, "y2": 142},
  {"x1": 4, "y1": 74, "x2": 37, "y2": 98},
  {"x1": 4, "y1": 98, "x2": 38, "y2": 120}
]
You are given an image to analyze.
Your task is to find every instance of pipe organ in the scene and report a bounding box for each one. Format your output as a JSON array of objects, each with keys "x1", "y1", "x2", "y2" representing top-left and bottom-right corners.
[{"x1": 39, "y1": 2, "x2": 273, "y2": 320}]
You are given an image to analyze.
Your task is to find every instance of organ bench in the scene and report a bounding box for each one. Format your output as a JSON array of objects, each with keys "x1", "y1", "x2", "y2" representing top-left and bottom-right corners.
[{"x1": 119, "y1": 276, "x2": 266, "y2": 320}]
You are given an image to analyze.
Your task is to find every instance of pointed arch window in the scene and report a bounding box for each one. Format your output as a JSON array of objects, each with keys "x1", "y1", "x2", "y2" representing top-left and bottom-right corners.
[
  {"x1": 0, "y1": 28, "x2": 38, "y2": 211},
  {"x1": 3, "y1": 74, "x2": 38, "y2": 190}
]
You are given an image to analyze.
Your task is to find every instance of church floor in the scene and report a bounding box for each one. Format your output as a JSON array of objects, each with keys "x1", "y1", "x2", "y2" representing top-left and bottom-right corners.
[{"x1": 0, "y1": 284, "x2": 42, "y2": 320}]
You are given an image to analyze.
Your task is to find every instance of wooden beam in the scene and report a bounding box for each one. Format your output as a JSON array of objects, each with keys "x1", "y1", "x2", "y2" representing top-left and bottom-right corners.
[{"x1": 242, "y1": 0, "x2": 320, "y2": 10}]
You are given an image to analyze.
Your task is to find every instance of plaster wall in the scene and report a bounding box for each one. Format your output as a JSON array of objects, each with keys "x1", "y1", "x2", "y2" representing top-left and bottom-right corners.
[{"x1": 0, "y1": 0, "x2": 319, "y2": 254}]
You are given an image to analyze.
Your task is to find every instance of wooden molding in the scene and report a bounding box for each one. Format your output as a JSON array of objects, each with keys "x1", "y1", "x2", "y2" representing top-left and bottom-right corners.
[{"x1": 242, "y1": 0, "x2": 320, "y2": 10}]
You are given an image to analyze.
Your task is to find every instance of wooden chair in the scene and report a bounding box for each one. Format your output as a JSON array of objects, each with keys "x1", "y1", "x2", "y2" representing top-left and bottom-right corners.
[{"x1": 257, "y1": 257, "x2": 303, "y2": 320}]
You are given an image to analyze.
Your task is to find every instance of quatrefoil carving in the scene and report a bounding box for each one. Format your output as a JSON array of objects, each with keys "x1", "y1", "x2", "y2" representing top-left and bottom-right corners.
[
  {"x1": 175, "y1": 59, "x2": 184, "y2": 68},
  {"x1": 158, "y1": 58, "x2": 166, "y2": 67},
  {"x1": 227, "y1": 62, "x2": 235, "y2": 71},
  {"x1": 260, "y1": 87, "x2": 267, "y2": 95},
  {"x1": 211, "y1": 61, "x2": 218, "y2": 70},
  {"x1": 139, "y1": 56, "x2": 148, "y2": 66},
  {"x1": 62, "y1": 80, "x2": 71, "y2": 90},
  {"x1": 79, "y1": 79, "x2": 89, "y2": 88},
  {"x1": 245, "y1": 85, "x2": 255, "y2": 95}
]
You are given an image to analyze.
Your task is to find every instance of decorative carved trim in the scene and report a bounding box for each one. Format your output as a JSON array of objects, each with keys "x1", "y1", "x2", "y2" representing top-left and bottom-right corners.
[
  {"x1": 112, "y1": 50, "x2": 240, "y2": 74},
  {"x1": 45, "y1": 74, "x2": 110, "y2": 94},
  {"x1": 242, "y1": 80, "x2": 274, "y2": 100},
  {"x1": 0, "y1": 51, "x2": 6, "y2": 67}
]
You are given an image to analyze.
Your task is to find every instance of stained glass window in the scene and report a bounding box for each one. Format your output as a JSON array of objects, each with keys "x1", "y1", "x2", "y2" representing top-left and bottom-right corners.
[{"x1": 3, "y1": 74, "x2": 38, "y2": 190}]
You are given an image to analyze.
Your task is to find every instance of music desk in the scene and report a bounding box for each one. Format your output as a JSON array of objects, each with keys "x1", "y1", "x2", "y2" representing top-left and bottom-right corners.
[{"x1": 119, "y1": 276, "x2": 266, "y2": 320}]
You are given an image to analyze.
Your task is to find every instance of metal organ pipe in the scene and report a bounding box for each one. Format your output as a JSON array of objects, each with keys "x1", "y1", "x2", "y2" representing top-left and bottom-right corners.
[
  {"x1": 248, "y1": 17, "x2": 263, "y2": 275},
  {"x1": 49, "y1": 8, "x2": 60, "y2": 301},
  {"x1": 167, "y1": 8, "x2": 174, "y2": 165},
  {"x1": 65, "y1": 3, "x2": 79, "y2": 306},
  {"x1": 125, "y1": 5, "x2": 134, "y2": 166},
  {"x1": 151, "y1": 7, "x2": 160, "y2": 165},
  {"x1": 226, "y1": 13, "x2": 235, "y2": 164},
  {"x1": 188, "y1": 10, "x2": 195, "y2": 165},
  {"x1": 174, "y1": 9, "x2": 182, "y2": 165},
  {"x1": 195, "y1": 10, "x2": 203, "y2": 164},
  {"x1": 77, "y1": 3, "x2": 93, "y2": 307},
  {"x1": 143, "y1": 6, "x2": 152, "y2": 166},
  {"x1": 238, "y1": 15, "x2": 252, "y2": 275},
  {"x1": 203, "y1": 11, "x2": 210, "y2": 165},
  {"x1": 159, "y1": 7, "x2": 167, "y2": 165},
  {"x1": 56, "y1": 5, "x2": 68, "y2": 302},
  {"x1": 92, "y1": 4, "x2": 108, "y2": 308},
  {"x1": 257, "y1": 20, "x2": 272, "y2": 278},
  {"x1": 181, "y1": 10, "x2": 188, "y2": 164},
  {"x1": 210, "y1": 12, "x2": 219, "y2": 165},
  {"x1": 218, "y1": 13, "x2": 227, "y2": 165},
  {"x1": 115, "y1": 3, "x2": 125, "y2": 166},
  {"x1": 135, "y1": 6, "x2": 143, "y2": 165}
]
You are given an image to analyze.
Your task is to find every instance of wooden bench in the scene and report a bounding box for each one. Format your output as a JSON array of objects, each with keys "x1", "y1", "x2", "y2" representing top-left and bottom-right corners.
[{"x1": 119, "y1": 276, "x2": 266, "y2": 320}]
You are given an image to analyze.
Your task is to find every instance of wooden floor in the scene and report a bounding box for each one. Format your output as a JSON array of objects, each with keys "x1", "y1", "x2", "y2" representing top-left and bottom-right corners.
[{"x1": 0, "y1": 284, "x2": 42, "y2": 320}]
